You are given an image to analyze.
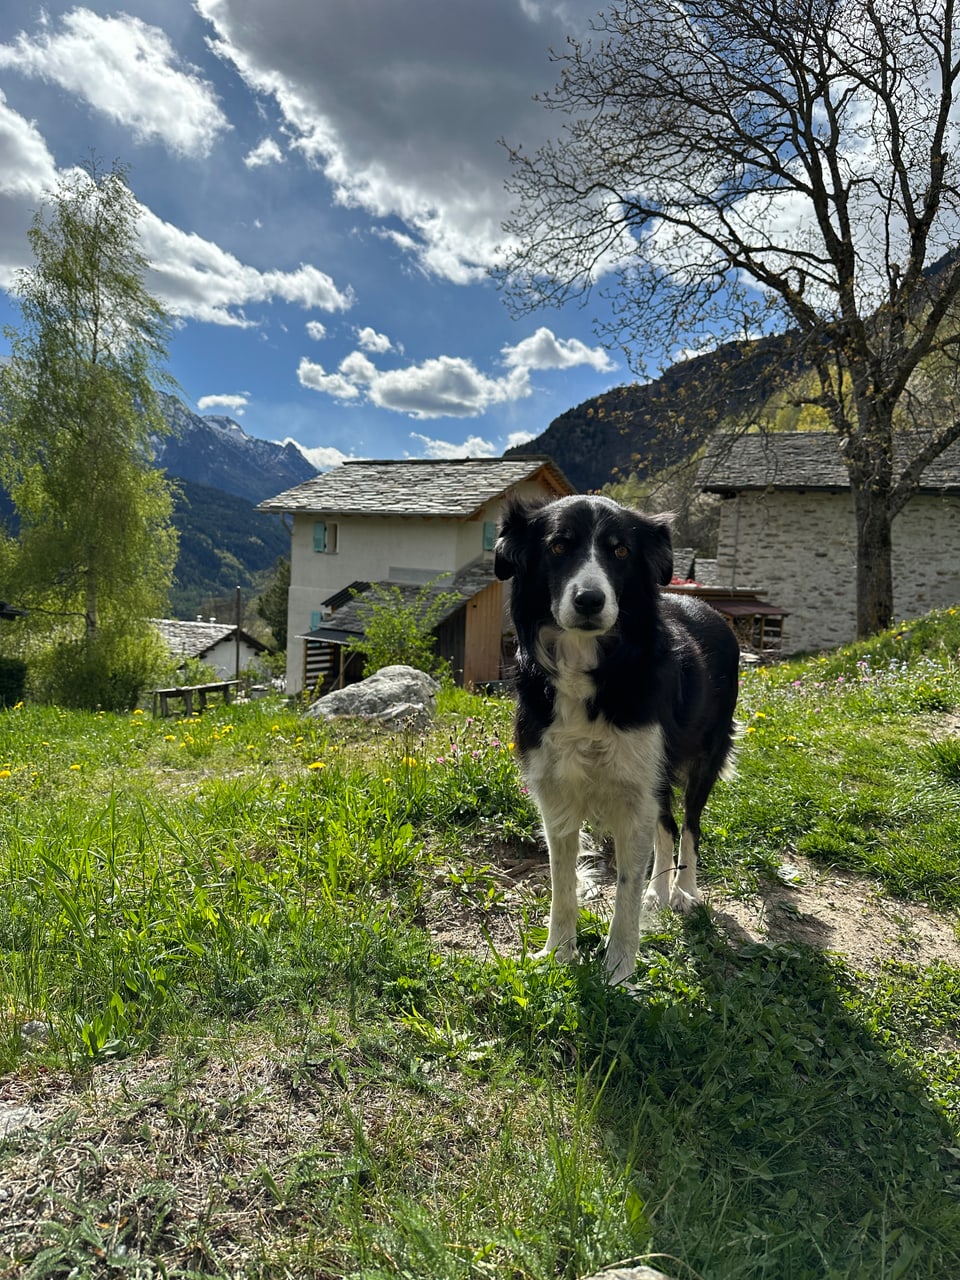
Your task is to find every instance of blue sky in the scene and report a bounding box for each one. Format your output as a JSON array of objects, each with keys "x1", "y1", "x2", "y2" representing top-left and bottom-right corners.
[{"x1": 0, "y1": 1, "x2": 635, "y2": 469}]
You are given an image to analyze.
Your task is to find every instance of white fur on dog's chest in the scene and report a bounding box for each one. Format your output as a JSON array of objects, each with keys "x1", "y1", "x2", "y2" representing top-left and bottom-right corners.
[{"x1": 525, "y1": 633, "x2": 665, "y2": 829}]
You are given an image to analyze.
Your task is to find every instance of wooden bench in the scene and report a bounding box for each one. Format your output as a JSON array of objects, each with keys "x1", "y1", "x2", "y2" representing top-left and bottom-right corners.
[{"x1": 151, "y1": 680, "x2": 239, "y2": 718}]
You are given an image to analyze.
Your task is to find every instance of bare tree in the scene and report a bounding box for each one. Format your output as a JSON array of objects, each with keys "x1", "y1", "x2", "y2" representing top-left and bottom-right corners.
[{"x1": 501, "y1": 0, "x2": 960, "y2": 637}]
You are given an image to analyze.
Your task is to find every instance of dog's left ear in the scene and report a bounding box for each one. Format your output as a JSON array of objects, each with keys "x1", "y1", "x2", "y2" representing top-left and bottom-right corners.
[
  {"x1": 642, "y1": 513, "x2": 674, "y2": 586},
  {"x1": 494, "y1": 496, "x2": 544, "y2": 581}
]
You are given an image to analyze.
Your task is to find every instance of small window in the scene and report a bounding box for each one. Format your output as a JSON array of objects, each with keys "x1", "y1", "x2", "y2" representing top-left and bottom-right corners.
[
  {"x1": 309, "y1": 610, "x2": 323, "y2": 631},
  {"x1": 313, "y1": 520, "x2": 339, "y2": 553},
  {"x1": 482, "y1": 520, "x2": 496, "y2": 552}
]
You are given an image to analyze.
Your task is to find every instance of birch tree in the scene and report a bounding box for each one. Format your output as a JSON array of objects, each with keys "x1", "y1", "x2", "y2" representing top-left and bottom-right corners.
[{"x1": 0, "y1": 158, "x2": 177, "y2": 705}]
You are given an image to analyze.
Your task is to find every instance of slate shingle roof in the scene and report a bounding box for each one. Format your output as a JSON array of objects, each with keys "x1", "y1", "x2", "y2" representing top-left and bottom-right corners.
[
  {"x1": 152, "y1": 619, "x2": 267, "y2": 661},
  {"x1": 256, "y1": 455, "x2": 574, "y2": 517},
  {"x1": 298, "y1": 560, "x2": 498, "y2": 642},
  {"x1": 698, "y1": 432, "x2": 960, "y2": 494}
]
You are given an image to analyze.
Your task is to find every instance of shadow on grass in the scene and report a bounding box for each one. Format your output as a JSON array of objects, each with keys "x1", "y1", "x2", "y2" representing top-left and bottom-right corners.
[{"x1": 569, "y1": 913, "x2": 960, "y2": 1280}]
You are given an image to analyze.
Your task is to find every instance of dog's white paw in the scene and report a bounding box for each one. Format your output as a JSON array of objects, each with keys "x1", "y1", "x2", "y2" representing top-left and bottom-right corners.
[
  {"x1": 669, "y1": 884, "x2": 702, "y2": 914},
  {"x1": 603, "y1": 947, "x2": 637, "y2": 986},
  {"x1": 641, "y1": 882, "x2": 670, "y2": 913},
  {"x1": 535, "y1": 938, "x2": 579, "y2": 964}
]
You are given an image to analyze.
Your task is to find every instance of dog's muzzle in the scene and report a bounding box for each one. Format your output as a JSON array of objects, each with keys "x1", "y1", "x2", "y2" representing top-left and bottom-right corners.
[{"x1": 557, "y1": 580, "x2": 617, "y2": 632}]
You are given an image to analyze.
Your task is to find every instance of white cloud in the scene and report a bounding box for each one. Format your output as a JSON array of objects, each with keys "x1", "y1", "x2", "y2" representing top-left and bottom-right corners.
[
  {"x1": 198, "y1": 393, "x2": 249, "y2": 414},
  {"x1": 409, "y1": 432, "x2": 498, "y2": 459},
  {"x1": 356, "y1": 326, "x2": 392, "y2": 353},
  {"x1": 294, "y1": 322, "x2": 615, "y2": 420},
  {"x1": 0, "y1": 9, "x2": 228, "y2": 158},
  {"x1": 244, "y1": 136, "x2": 283, "y2": 168},
  {"x1": 506, "y1": 429, "x2": 538, "y2": 449},
  {"x1": 297, "y1": 357, "x2": 361, "y2": 400},
  {"x1": 196, "y1": 0, "x2": 599, "y2": 282},
  {"x1": 140, "y1": 207, "x2": 355, "y2": 324},
  {"x1": 298, "y1": 345, "x2": 532, "y2": 418},
  {"x1": 305, "y1": 320, "x2": 327, "y2": 340},
  {"x1": 0, "y1": 91, "x2": 57, "y2": 287},
  {"x1": 286, "y1": 439, "x2": 353, "y2": 470},
  {"x1": 502, "y1": 326, "x2": 616, "y2": 373}
]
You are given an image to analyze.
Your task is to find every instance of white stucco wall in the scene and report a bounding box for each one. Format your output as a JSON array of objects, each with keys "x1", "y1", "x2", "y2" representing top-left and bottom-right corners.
[
  {"x1": 283, "y1": 483, "x2": 560, "y2": 693},
  {"x1": 713, "y1": 490, "x2": 960, "y2": 653},
  {"x1": 285, "y1": 507, "x2": 502, "y2": 693}
]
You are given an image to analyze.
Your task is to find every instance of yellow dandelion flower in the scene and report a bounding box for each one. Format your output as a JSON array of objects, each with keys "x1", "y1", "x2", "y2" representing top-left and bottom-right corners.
[
  {"x1": 308, "y1": 760, "x2": 326, "y2": 770},
  {"x1": 164, "y1": 734, "x2": 175, "y2": 741},
  {"x1": 0, "y1": 769, "x2": 11, "y2": 779},
  {"x1": 70, "y1": 763, "x2": 81, "y2": 771},
  {"x1": 133, "y1": 709, "x2": 143, "y2": 716}
]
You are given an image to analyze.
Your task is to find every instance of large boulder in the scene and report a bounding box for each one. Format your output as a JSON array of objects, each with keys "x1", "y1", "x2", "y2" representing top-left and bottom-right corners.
[{"x1": 304, "y1": 664, "x2": 440, "y2": 731}]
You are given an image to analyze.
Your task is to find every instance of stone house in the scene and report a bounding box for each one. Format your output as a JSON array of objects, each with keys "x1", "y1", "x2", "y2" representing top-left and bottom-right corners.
[
  {"x1": 698, "y1": 432, "x2": 960, "y2": 653},
  {"x1": 152, "y1": 618, "x2": 269, "y2": 680},
  {"x1": 256, "y1": 456, "x2": 574, "y2": 695}
]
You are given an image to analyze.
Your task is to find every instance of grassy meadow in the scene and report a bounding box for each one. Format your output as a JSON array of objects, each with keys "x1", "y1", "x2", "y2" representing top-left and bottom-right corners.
[{"x1": 3, "y1": 612, "x2": 960, "y2": 1277}]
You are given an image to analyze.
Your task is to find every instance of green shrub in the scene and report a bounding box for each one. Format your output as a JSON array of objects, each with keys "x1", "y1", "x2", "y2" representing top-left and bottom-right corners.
[
  {"x1": 0, "y1": 656, "x2": 27, "y2": 707},
  {"x1": 30, "y1": 627, "x2": 168, "y2": 711}
]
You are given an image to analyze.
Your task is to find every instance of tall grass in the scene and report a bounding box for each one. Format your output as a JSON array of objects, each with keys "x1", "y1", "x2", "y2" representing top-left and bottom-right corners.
[{"x1": 2, "y1": 612, "x2": 960, "y2": 1277}]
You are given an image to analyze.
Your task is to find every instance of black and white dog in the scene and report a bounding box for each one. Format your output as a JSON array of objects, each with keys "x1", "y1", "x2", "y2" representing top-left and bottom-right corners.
[{"x1": 495, "y1": 494, "x2": 740, "y2": 984}]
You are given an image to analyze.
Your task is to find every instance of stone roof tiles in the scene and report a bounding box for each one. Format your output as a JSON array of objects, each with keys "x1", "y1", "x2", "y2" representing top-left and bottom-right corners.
[
  {"x1": 698, "y1": 432, "x2": 960, "y2": 493},
  {"x1": 256, "y1": 455, "x2": 574, "y2": 517},
  {"x1": 298, "y1": 559, "x2": 498, "y2": 642}
]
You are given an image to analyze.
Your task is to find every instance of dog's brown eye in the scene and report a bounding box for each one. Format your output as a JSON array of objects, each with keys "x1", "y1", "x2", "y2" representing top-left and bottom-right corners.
[
  {"x1": 614, "y1": 544, "x2": 629, "y2": 559},
  {"x1": 549, "y1": 539, "x2": 568, "y2": 556}
]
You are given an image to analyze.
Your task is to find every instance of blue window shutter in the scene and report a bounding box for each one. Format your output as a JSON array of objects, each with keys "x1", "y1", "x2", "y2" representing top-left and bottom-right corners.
[
  {"x1": 309, "y1": 610, "x2": 322, "y2": 631},
  {"x1": 313, "y1": 521, "x2": 327, "y2": 552},
  {"x1": 483, "y1": 520, "x2": 496, "y2": 551}
]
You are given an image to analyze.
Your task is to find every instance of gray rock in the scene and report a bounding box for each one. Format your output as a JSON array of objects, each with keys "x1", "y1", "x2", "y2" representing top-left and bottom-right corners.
[
  {"x1": 582, "y1": 1270, "x2": 675, "y2": 1280},
  {"x1": 305, "y1": 665, "x2": 439, "y2": 732},
  {"x1": 0, "y1": 1105, "x2": 41, "y2": 1137}
]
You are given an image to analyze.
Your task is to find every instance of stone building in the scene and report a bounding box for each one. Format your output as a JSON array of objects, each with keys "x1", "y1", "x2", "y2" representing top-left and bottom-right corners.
[{"x1": 698, "y1": 433, "x2": 960, "y2": 653}]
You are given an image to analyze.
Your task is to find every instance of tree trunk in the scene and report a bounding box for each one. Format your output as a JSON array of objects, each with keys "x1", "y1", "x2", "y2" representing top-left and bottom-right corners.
[{"x1": 852, "y1": 483, "x2": 894, "y2": 639}]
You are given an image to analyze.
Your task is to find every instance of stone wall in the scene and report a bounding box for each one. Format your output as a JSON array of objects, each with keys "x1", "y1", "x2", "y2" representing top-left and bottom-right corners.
[{"x1": 713, "y1": 490, "x2": 960, "y2": 653}]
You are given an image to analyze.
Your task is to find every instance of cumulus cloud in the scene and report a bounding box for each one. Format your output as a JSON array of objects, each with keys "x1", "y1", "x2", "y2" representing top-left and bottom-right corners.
[
  {"x1": 502, "y1": 326, "x2": 615, "y2": 373},
  {"x1": 196, "y1": 0, "x2": 599, "y2": 282},
  {"x1": 294, "y1": 323, "x2": 613, "y2": 419},
  {"x1": 288, "y1": 439, "x2": 353, "y2": 470},
  {"x1": 198, "y1": 393, "x2": 249, "y2": 414},
  {"x1": 305, "y1": 320, "x2": 327, "y2": 340},
  {"x1": 0, "y1": 91, "x2": 57, "y2": 287},
  {"x1": 140, "y1": 207, "x2": 355, "y2": 324},
  {"x1": 506, "y1": 429, "x2": 538, "y2": 449},
  {"x1": 0, "y1": 9, "x2": 228, "y2": 158},
  {"x1": 356, "y1": 326, "x2": 392, "y2": 353},
  {"x1": 244, "y1": 136, "x2": 283, "y2": 168},
  {"x1": 409, "y1": 432, "x2": 498, "y2": 459},
  {"x1": 297, "y1": 357, "x2": 361, "y2": 400},
  {"x1": 298, "y1": 347, "x2": 529, "y2": 418}
]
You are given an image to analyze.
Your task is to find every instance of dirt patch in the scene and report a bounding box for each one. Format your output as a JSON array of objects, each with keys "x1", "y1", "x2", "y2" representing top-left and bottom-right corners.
[{"x1": 426, "y1": 845, "x2": 960, "y2": 976}]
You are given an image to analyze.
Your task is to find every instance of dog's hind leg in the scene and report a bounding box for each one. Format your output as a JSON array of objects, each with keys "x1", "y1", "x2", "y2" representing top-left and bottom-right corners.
[
  {"x1": 538, "y1": 823, "x2": 581, "y2": 962},
  {"x1": 643, "y1": 811, "x2": 678, "y2": 912},
  {"x1": 670, "y1": 761, "x2": 719, "y2": 913}
]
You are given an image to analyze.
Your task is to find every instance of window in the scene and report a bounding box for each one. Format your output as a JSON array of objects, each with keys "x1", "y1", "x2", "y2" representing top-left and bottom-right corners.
[
  {"x1": 483, "y1": 520, "x2": 496, "y2": 551},
  {"x1": 309, "y1": 610, "x2": 323, "y2": 631},
  {"x1": 313, "y1": 520, "x2": 338, "y2": 553}
]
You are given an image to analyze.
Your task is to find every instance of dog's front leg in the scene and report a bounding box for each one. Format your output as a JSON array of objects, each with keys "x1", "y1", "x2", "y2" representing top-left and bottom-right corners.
[
  {"x1": 537, "y1": 822, "x2": 581, "y2": 963},
  {"x1": 605, "y1": 809, "x2": 658, "y2": 984}
]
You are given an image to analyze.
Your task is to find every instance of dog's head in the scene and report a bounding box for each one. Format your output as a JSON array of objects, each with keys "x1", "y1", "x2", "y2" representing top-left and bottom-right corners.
[{"x1": 494, "y1": 494, "x2": 673, "y2": 637}]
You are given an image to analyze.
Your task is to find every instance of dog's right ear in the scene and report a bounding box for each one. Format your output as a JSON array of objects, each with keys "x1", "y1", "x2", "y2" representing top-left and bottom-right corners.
[{"x1": 494, "y1": 496, "x2": 544, "y2": 581}]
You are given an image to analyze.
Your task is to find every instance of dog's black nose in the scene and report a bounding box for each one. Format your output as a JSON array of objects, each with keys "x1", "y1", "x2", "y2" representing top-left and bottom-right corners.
[{"x1": 574, "y1": 587, "x2": 606, "y2": 616}]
